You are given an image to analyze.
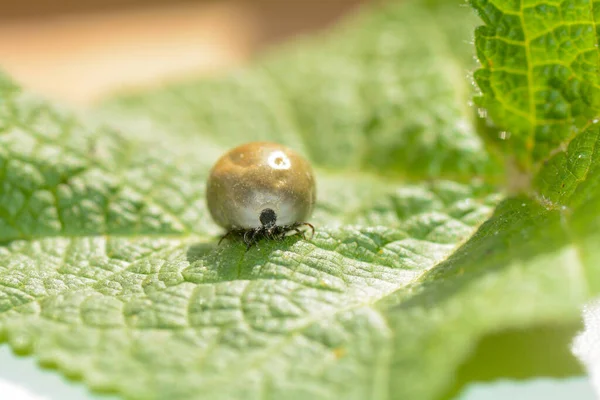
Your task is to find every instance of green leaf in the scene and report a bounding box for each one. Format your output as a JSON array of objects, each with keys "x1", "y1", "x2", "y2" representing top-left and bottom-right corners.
[
  {"x1": 1, "y1": 0, "x2": 600, "y2": 400},
  {"x1": 378, "y1": 129, "x2": 600, "y2": 400},
  {"x1": 375, "y1": 0, "x2": 600, "y2": 397},
  {"x1": 375, "y1": 125, "x2": 600, "y2": 399},
  {"x1": 0, "y1": 72, "x2": 501, "y2": 397},
  {"x1": 471, "y1": 0, "x2": 600, "y2": 166}
]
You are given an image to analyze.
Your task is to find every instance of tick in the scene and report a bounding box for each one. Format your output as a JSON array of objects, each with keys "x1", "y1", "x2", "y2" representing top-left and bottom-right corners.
[{"x1": 206, "y1": 141, "x2": 316, "y2": 248}]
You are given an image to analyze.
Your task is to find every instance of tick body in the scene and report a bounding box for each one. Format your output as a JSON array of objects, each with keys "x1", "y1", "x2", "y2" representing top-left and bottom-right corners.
[{"x1": 206, "y1": 141, "x2": 316, "y2": 248}]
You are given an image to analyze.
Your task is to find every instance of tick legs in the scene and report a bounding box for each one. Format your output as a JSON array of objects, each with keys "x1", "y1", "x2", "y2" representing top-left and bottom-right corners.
[
  {"x1": 218, "y1": 230, "x2": 236, "y2": 245},
  {"x1": 293, "y1": 222, "x2": 315, "y2": 240},
  {"x1": 219, "y1": 222, "x2": 315, "y2": 250}
]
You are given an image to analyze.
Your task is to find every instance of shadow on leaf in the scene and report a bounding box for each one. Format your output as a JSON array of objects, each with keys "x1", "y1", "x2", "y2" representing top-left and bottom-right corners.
[{"x1": 184, "y1": 236, "x2": 306, "y2": 282}]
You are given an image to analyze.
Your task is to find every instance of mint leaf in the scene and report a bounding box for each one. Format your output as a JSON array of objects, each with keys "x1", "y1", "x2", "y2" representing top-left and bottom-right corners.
[
  {"x1": 471, "y1": 0, "x2": 600, "y2": 165},
  {"x1": 0, "y1": 77, "x2": 500, "y2": 396}
]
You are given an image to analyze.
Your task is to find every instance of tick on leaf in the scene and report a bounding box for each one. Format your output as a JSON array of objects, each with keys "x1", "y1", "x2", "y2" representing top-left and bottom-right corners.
[{"x1": 206, "y1": 141, "x2": 316, "y2": 249}]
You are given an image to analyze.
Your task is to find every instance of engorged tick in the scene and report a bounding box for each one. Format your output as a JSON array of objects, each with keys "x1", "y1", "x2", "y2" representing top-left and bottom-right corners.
[{"x1": 206, "y1": 141, "x2": 316, "y2": 249}]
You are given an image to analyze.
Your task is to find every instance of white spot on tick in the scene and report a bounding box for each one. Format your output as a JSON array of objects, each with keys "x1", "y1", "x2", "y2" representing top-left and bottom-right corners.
[{"x1": 268, "y1": 151, "x2": 291, "y2": 170}]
